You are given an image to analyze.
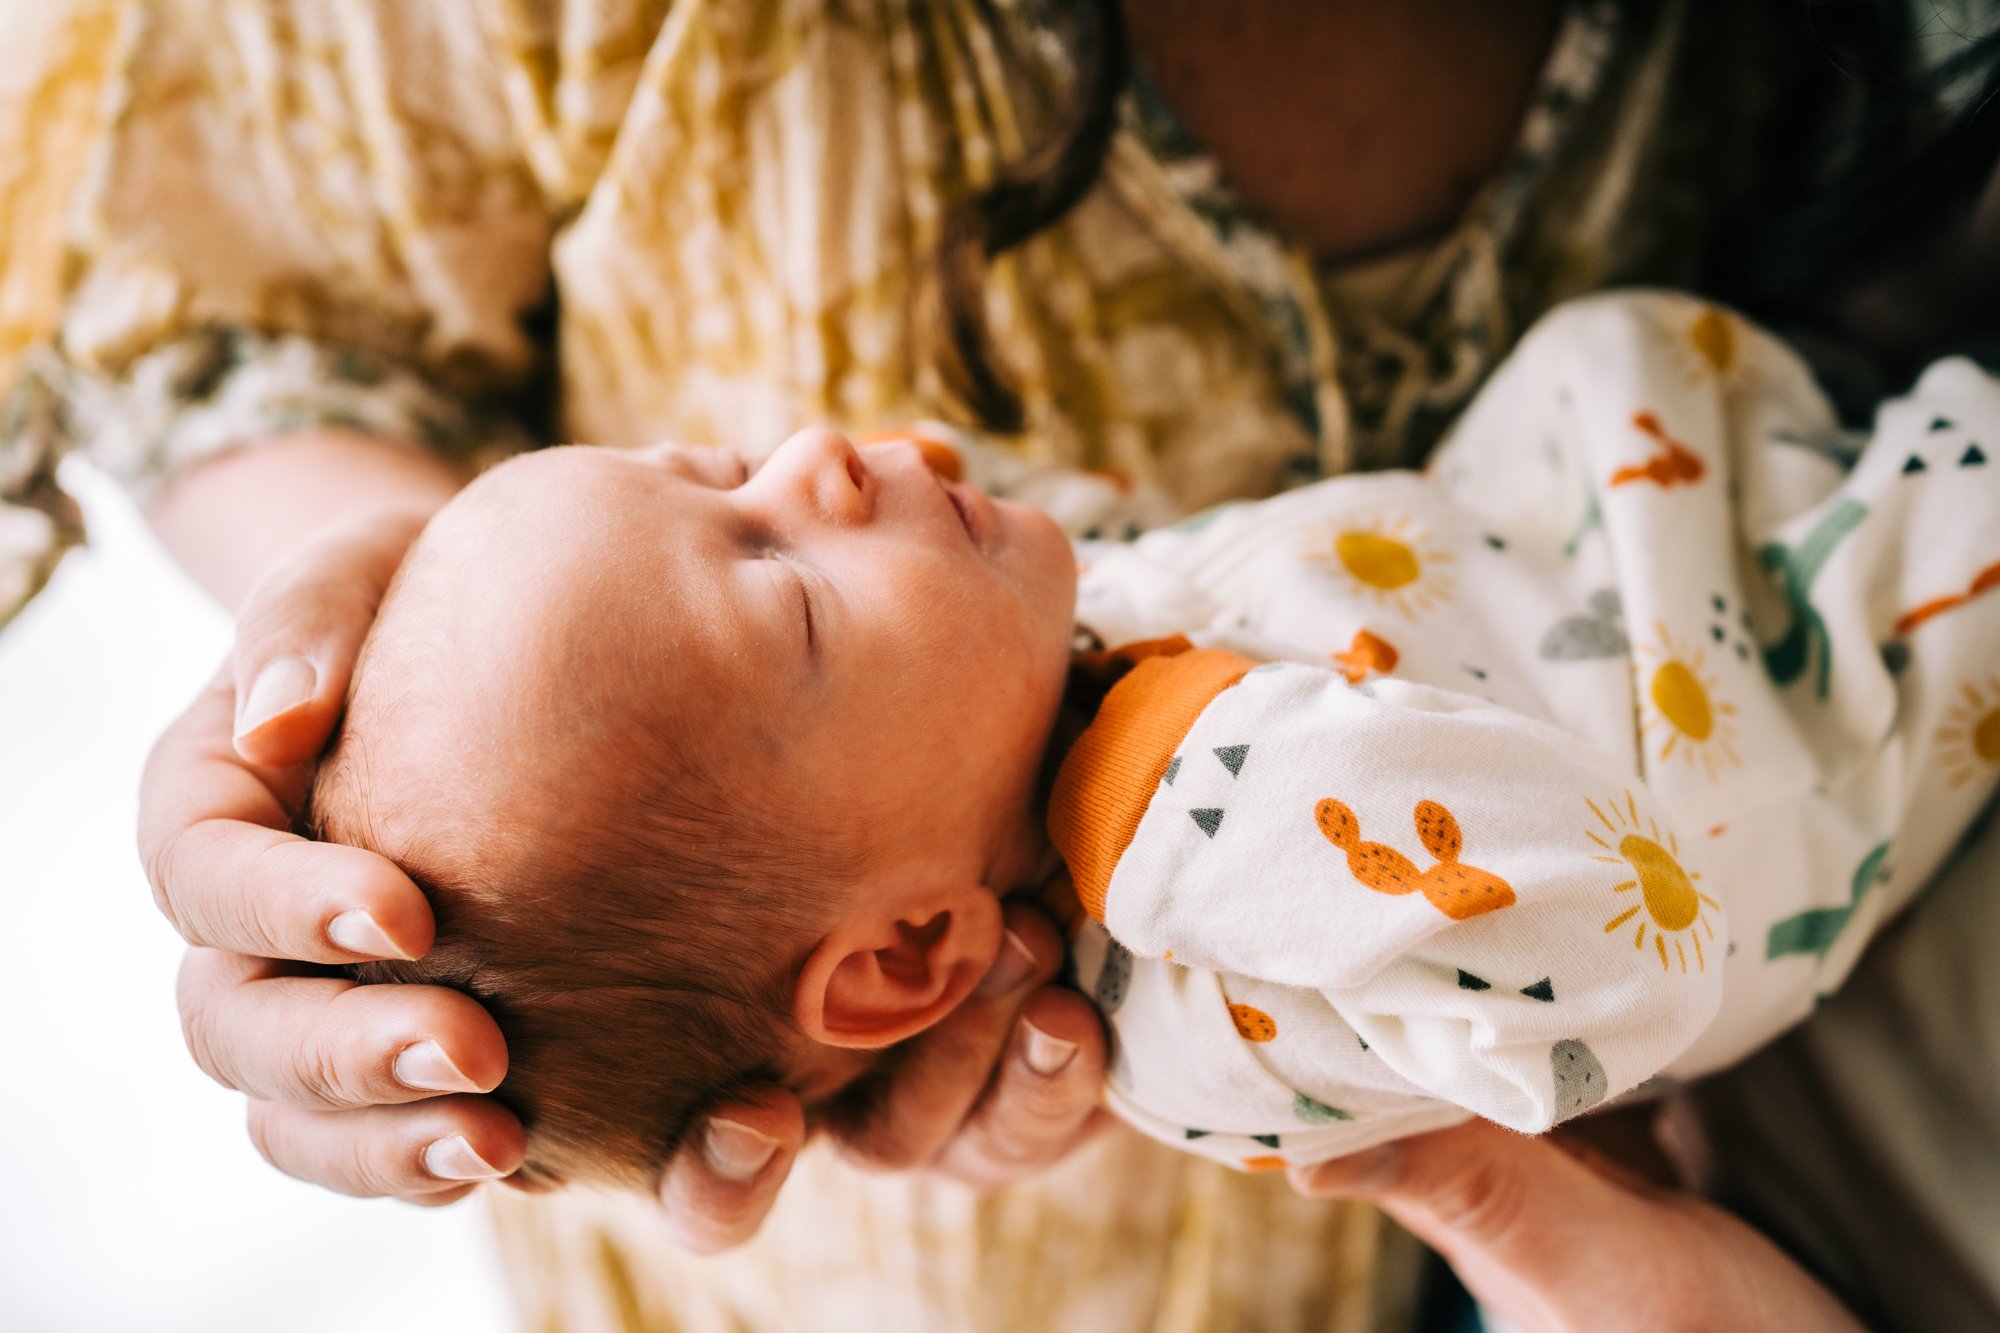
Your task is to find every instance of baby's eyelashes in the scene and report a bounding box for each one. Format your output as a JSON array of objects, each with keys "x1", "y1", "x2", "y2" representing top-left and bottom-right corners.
[
  {"x1": 760, "y1": 555, "x2": 819, "y2": 658},
  {"x1": 794, "y1": 564, "x2": 817, "y2": 652}
]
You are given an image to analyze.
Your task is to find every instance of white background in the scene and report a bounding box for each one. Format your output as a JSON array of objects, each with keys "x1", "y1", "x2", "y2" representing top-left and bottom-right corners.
[{"x1": 0, "y1": 461, "x2": 513, "y2": 1332}]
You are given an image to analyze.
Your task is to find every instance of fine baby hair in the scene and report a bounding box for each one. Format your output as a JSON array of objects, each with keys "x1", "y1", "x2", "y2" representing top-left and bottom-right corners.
[{"x1": 303, "y1": 493, "x2": 856, "y2": 1191}]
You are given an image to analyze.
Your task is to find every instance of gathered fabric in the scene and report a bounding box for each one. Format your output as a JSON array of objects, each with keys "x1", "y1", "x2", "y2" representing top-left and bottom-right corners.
[{"x1": 0, "y1": 0, "x2": 1764, "y2": 631}]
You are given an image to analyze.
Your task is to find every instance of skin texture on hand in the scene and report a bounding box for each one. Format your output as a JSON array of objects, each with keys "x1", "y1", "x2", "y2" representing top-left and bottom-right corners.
[
  {"x1": 143, "y1": 515, "x2": 528, "y2": 1201},
  {"x1": 1287, "y1": 1118, "x2": 1866, "y2": 1332},
  {"x1": 140, "y1": 432, "x2": 529, "y2": 1203}
]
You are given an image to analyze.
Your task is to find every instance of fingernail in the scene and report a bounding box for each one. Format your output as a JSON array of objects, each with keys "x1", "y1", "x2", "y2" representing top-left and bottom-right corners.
[
  {"x1": 976, "y1": 928, "x2": 1039, "y2": 998},
  {"x1": 395, "y1": 1040, "x2": 482, "y2": 1093},
  {"x1": 702, "y1": 1118, "x2": 779, "y2": 1182},
  {"x1": 424, "y1": 1134, "x2": 506, "y2": 1181},
  {"x1": 327, "y1": 910, "x2": 411, "y2": 960},
  {"x1": 236, "y1": 655, "x2": 317, "y2": 739},
  {"x1": 1303, "y1": 1144, "x2": 1401, "y2": 1196},
  {"x1": 1020, "y1": 1020, "x2": 1078, "y2": 1077}
]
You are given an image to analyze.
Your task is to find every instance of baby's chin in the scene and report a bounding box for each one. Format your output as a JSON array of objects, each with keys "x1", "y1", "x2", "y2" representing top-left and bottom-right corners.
[{"x1": 1000, "y1": 499, "x2": 1081, "y2": 615}]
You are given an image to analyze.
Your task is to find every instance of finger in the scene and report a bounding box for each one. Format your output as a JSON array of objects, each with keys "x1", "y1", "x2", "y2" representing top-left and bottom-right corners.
[
  {"x1": 229, "y1": 508, "x2": 428, "y2": 766},
  {"x1": 140, "y1": 683, "x2": 433, "y2": 962},
  {"x1": 1289, "y1": 1120, "x2": 1643, "y2": 1289},
  {"x1": 831, "y1": 903, "x2": 1065, "y2": 1171},
  {"x1": 246, "y1": 1095, "x2": 525, "y2": 1200},
  {"x1": 1547, "y1": 1103, "x2": 1682, "y2": 1191},
  {"x1": 656, "y1": 1086, "x2": 807, "y2": 1255},
  {"x1": 931, "y1": 985, "x2": 1109, "y2": 1191},
  {"x1": 1290, "y1": 1122, "x2": 1868, "y2": 1332},
  {"x1": 178, "y1": 949, "x2": 507, "y2": 1109}
]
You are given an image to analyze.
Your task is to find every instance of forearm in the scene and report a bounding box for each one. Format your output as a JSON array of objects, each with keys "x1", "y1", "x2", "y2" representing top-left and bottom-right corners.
[{"x1": 145, "y1": 431, "x2": 472, "y2": 612}]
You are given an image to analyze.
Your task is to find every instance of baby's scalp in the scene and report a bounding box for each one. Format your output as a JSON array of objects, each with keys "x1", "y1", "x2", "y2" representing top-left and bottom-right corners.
[
  {"x1": 306, "y1": 432, "x2": 1081, "y2": 1187},
  {"x1": 308, "y1": 450, "x2": 868, "y2": 1189}
]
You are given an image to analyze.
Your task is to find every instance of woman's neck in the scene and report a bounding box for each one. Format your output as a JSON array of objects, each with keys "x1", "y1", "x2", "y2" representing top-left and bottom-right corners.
[{"x1": 1122, "y1": 0, "x2": 1564, "y2": 264}]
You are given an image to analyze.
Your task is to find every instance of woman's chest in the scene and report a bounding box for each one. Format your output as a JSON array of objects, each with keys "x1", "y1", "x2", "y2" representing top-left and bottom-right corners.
[{"x1": 1121, "y1": 0, "x2": 1562, "y2": 261}]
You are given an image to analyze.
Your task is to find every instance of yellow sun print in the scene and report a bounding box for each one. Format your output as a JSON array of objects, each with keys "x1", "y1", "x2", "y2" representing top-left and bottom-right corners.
[
  {"x1": 1687, "y1": 305, "x2": 1737, "y2": 377},
  {"x1": 1313, "y1": 514, "x2": 1455, "y2": 618},
  {"x1": 1587, "y1": 792, "x2": 1719, "y2": 973},
  {"x1": 1637, "y1": 621, "x2": 1741, "y2": 782},
  {"x1": 1655, "y1": 302, "x2": 1749, "y2": 390},
  {"x1": 1937, "y1": 676, "x2": 2000, "y2": 790}
]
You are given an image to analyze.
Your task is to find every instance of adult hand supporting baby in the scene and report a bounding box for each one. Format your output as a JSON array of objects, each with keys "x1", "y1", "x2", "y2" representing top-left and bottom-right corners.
[
  {"x1": 139, "y1": 434, "x2": 1107, "y2": 1223},
  {"x1": 1289, "y1": 1118, "x2": 1865, "y2": 1331},
  {"x1": 656, "y1": 900, "x2": 1109, "y2": 1253},
  {"x1": 141, "y1": 488, "x2": 523, "y2": 1205}
]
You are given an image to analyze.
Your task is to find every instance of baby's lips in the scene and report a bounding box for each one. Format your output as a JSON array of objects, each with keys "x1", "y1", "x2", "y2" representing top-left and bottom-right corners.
[{"x1": 854, "y1": 426, "x2": 965, "y2": 483}]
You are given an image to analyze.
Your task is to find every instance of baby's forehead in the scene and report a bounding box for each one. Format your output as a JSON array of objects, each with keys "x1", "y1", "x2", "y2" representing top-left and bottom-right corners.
[
  {"x1": 412, "y1": 448, "x2": 720, "y2": 605},
  {"x1": 362, "y1": 445, "x2": 772, "y2": 771}
]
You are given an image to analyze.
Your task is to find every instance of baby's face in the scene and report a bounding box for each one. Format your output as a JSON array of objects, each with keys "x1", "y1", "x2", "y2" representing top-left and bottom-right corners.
[{"x1": 377, "y1": 429, "x2": 1078, "y2": 894}]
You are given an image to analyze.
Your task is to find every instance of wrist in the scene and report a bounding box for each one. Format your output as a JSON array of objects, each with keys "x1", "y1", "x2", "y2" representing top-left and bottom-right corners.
[{"x1": 147, "y1": 428, "x2": 473, "y2": 610}]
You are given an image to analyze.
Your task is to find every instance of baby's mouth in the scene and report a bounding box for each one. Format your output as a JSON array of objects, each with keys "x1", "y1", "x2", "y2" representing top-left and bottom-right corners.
[{"x1": 943, "y1": 480, "x2": 989, "y2": 549}]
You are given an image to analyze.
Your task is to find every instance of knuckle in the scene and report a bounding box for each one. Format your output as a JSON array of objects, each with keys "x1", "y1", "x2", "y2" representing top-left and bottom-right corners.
[
  {"x1": 178, "y1": 982, "x2": 237, "y2": 1091},
  {"x1": 968, "y1": 1095, "x2": 1072, "y2": 1172},
  {"x1": 1424, "y1": 1156, "x2": 1533, "y2": 1242},
  {"x1": 143, "y1": 828, "x2": 190, "y2": 935},
  {"x1": 338, "y1": 1132, "x2": 401, "y2": 1199},
  {"x1": 240, "y1": 859, "x2": 292, "y2": 954},
  {"x1": 964, "y1": 1124, "x2": 1043, "y2": 1176},
  {"x1": 231, "y1": 603, "x2": 305, "y2": 668},
  {"x1": 245, "y1": 1101, "x2": 285, "y2": 1170},
  {"x1": 290, "y1": 1038, "x2": 354, "y2": 1109}
]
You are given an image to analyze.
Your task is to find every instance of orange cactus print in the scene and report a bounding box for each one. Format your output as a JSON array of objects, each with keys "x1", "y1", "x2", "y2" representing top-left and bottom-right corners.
[
  {"x1": 1229, "y1": 1003, "x2": 1278, "y2": 1042},
  {"x1": 1894, "y1": 558, "x2": 2000, "y2": 636},
  {"x1": 1333, "y1": 629, "x2": 1399, "y2": 683},
  {"x1": 1609, "y1": 411, "x2": 1705, "y2": 490},
  {"x1": 1315, "y1": 798, "x2": 1518, "y2": 921},
  {"x1": 1241, "y1": 1155, "x2": 1288, "y2": 1173}
]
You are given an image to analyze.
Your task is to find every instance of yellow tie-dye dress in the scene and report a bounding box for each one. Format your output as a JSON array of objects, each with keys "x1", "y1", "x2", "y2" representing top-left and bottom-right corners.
[{"x1": 0, "y1": 1, "x2": 1805, "y2": 1328}]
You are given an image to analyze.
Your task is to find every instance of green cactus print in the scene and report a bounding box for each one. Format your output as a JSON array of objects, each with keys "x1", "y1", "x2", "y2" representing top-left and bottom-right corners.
[
  {"x1": 1758, "y1": 499, "x2": 1868, "y2": 699},
  {"x1": 1765, "y1": 840, "x2": 1890, "y2": 962},
  {"x1": 1292, "y1": 1092, "x2": 1354, "y2": 1124}
]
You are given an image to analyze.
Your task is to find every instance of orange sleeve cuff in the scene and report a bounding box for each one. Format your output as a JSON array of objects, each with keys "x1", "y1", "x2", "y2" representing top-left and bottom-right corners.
[{"x1": 1048, "y1": 648, "x2": 1256, "y2": 922}]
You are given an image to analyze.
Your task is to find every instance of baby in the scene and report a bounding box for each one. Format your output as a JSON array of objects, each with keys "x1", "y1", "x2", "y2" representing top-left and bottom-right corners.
[{"x1": 311, "y1": 293, "x2": 2000, "y2": 1188}]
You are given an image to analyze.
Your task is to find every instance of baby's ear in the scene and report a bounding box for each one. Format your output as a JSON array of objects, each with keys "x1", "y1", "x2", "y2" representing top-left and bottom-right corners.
[{"x1": 792, "y1": 886, "x2": 1002, "y2": 1049}]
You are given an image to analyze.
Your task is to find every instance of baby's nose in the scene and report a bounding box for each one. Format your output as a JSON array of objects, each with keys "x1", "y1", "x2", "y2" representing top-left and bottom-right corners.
[{"x1": 772, "y1": 426, "x2": 872, "y2": 521}]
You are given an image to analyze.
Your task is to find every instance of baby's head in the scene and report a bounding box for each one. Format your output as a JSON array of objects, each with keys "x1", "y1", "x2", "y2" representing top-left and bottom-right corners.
[{"x1": 308, "y1": 430, "x2": 1076, "y2": 1189}]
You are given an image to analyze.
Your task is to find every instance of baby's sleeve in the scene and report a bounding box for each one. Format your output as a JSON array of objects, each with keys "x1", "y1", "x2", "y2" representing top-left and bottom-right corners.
[{"x1": 1051, "y1": 651, "x2": 1725, "y2": 1133}]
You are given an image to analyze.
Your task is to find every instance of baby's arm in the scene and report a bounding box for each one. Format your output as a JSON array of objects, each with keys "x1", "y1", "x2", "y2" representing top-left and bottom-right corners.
[
  {"x1": 1052, "y1": 648, "x2": 1722, "y2": 1138},
  {"x1": 1056, "y1": 293, "x2": 2000, "y2": 1163}
]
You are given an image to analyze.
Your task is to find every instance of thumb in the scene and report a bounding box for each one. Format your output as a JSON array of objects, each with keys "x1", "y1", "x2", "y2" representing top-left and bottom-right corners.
[
  {"x1": 1290, "y1": 1120, "x2": 1666, "y2": 1322},
  {"x1": 1292, "y1": 1121, "x2": 1869, "y2": 1332},
  {"x1": 231, "y1": 508, "x2": 430, "y2": 768}
]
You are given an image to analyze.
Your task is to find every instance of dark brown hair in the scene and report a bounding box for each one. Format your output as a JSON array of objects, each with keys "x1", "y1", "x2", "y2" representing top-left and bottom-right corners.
[{"x1": 926, "y1": 0, "x2": 1130, "y2": 433}]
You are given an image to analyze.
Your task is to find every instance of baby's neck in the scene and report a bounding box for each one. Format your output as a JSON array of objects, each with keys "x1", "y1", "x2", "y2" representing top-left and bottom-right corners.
[{"x1": 1003, "y1": 684, "x2": 1095, "y2": 901}]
